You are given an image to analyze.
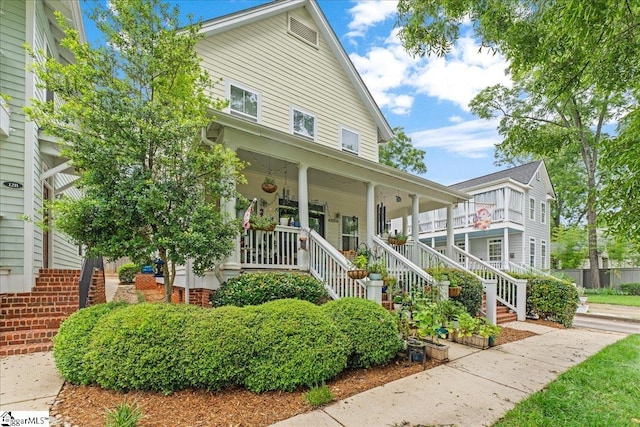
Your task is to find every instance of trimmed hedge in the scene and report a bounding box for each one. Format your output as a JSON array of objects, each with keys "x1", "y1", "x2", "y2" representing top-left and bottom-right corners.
[
  {"x1": 425, "y1": 267, "x2": 483, "y2": 316},
  {"x1": 511, "y1": 273, "x2": 578, "y2": 327},
  {"x1": 620, "y1": 283, "x2": 640, "y2": 296},
  {"x1": 117, "y1": 262, "x2": 139, "y2": 283},
  {"x1": 321, "y1": 298, "x2": 402, "y2": 368},
  {"x1": 211, "y1": 272, "x2": 329, "y2": 307},
  {"x1": 52, "y1": 302, "x2": 128, "y2": 384},
  {"x1": 243, "y1": 299, "x2": 349, "y2": 392}
]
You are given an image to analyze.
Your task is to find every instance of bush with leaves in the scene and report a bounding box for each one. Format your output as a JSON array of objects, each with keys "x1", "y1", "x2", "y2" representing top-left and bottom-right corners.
[
  {"x1": 211, "y1": 272, "x2": 328, "y2": 307},
  {"x1": 53, "y1": 302, "x2": 128, "y2": 384},
  {"x1": 242, "y1": 299, "x2": 349, "y2": 392},
  {"x1": 117, "y1": 262, "x2": 139, "y2": 284},
  {"x1": 321, "y1": 298, "x2": 402, "y2": 368},
  {"x1": 510, "y1": 273, "x2": 578, "y2": 327},
  {"x1": 620, "y1": 283, "x2": 640, "y2": 296},
  {"x1": 425, "y1": 267, "x2": 483, "y2": 316}
]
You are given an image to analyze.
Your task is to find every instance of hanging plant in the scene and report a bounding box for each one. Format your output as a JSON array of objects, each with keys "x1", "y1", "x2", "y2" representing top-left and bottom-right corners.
[{"x1": 261, "y1": 176, "x2": 277, "y2": 193}]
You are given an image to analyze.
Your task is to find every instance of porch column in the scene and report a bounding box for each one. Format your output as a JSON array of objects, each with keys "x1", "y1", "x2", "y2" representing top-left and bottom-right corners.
[
  {"x1": 503, "y1": 228, "x2": 510, "y2": 270},
  {"x1": 410, "y1": 194, "x2": 420, "y2": 264},
  {"x1": 366, "y1": 182, "x2": 375, "y2": 247},
  {"x1": 504, "y1": 187, "x2": 511, "y2": 222},
  {"x1": 222, "y1": 195, "x2": 241, "y2": 276},
  {"x1": 298, "y1": 164, "x2": 310, "y2": 270},
  {"x1": 446, "y1": 204, "x2": 454, "y2": 259}
]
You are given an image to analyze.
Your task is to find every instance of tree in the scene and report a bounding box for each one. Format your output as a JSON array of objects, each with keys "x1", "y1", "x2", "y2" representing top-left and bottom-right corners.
[
  {"x1": 379, "y1": 127, "x2": 427, "y2": 174},
  {"x1": 25, "y1": 0, "x2": 245, "y2": 302},
  {"x1": 397, "y1": 0, "x2": 640, "y2": 287},
  {"x1": 551, "y1": 226, "x2": 588, "y2": 269}
]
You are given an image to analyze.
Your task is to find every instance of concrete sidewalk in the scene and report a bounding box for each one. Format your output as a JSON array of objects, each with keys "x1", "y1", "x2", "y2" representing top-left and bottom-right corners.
[
  {"x1": 271, "y1": 322, "x2": 628, "y2": 427},
  {"x1": 580, "y1": 302, "x2": 640, "y2": 322}
]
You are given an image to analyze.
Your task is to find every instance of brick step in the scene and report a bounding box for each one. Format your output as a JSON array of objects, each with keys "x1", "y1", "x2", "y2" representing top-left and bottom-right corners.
[
  {"x1": 496, "y1": 312, "x2": 518, "y2": 324},
  {"x1": 0, "y1": 341, "x2": 55, "y2": 356},
  {"x1": 1, "y1": 295, "x2": 79, "y2": 306},
  {"x1": 1, "y1": 305, "x2": 77, "y2": 318},
  {"x1": 0, "y1": 328, "x2": 58, "y2": 347},
  {"x1": 1, "y1": 314, "x2": 69, "y2": 332},
  {"x1": 31, "y1": 285, "x2": 81, "y2": 293}
]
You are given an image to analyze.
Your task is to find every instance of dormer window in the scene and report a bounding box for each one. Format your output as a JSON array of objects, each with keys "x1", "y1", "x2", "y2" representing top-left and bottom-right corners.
[
  {"x1": 340, "y1": 126, "x2": 359, "y2": 154},
  {"x1": 291, "y1": 106, "x2": 316, "y2": 140},
  {"x1": 228, "y1": 81, "x2": 260, "y2": 122}
]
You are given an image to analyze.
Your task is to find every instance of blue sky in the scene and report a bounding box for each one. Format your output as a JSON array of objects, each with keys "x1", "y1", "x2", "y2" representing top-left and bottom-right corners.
[{"x1": 82, "y1": 0, "x2": 513, "y2": 186}]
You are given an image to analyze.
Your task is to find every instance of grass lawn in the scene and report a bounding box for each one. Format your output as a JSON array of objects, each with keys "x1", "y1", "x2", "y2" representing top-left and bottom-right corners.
[
  {"x1": 586, "y1": 294, "x2": 640, "y2": 307},
  {"x1": 493, "y1": 334, "x2": 640, "y2": 427}
]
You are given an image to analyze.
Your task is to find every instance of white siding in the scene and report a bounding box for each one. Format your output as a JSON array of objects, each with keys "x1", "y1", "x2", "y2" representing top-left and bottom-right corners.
[{"x1": 197, "y1": 9, "x2": 379, "y2": 161}]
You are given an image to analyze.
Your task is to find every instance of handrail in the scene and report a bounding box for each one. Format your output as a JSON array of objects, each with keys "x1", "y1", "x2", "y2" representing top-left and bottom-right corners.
[
  {"x1": 372, "y1": 236, "x2": 435, "y2": 296},
  {"x1": 452, "y1": 246, "x2": 526, "y2": 321},
  {"x1": 508, "y1": 261, "x2": 556, "y2": 278},
  {"x1": 308, "y1": 229, "x2": 367, "y2": 299}
]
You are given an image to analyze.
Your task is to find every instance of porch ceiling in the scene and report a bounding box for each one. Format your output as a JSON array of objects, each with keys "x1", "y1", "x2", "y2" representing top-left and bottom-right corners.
[{"x1": 208, "y1": 112, "x2": 471, "y2": 218}]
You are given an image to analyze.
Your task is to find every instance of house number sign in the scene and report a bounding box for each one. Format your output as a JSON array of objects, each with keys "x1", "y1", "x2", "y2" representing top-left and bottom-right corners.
[{"x1": 3, "y1": 181, "x2": 23, "y2": 189}]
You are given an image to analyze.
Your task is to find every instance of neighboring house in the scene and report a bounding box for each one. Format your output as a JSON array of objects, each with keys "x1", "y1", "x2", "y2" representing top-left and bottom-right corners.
[
  {"x1": 414, "y1": 161, "x2": 555, "y2": 272},
  {"x1": 0, "y1": 0, "x2": 86, "y2": 293}
]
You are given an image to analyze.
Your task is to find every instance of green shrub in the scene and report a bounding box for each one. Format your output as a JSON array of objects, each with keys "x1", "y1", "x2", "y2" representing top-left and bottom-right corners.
[
  {"x1": 620, "y1": 283, "x2": 640, "y2": 296},
  {"x1": 526, "y1": 276, "x2": 579, "y2": 327},
  {"x1": 305, "y1": 383, "x2": 334, "y2": 408},
  {"x1": 211, "y1": 272, "x2": 328, "y2": 307},
  {"x1": 53, "y1": 302, "x2": 128, "y2": 385},
  {"x1": 117, "y1": 262, "x2": 139, "y2": 284},
  {"x1": 242, "y1": 299, "x2": 349, "y2": 392},
  {"x1": 183, "y1": 305, "x2": 255, "y2": 390},
  {"x1": 425, "y1": 267, "x2": 483, "y2": 316},
  {"x1": 321, "y1": 298, "x2": 402, "y2": 368},
  {"x1": 104, "y1": 401, "x2": 143, "y2": 427},
  {"x1": 85, "y1": 303, "x2": 201, "y2": 393}
]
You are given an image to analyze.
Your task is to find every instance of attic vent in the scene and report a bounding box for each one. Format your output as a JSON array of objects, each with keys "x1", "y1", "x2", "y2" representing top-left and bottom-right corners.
[{"x1": 288, "y1": 15, "x2": 318, "y2": 47}]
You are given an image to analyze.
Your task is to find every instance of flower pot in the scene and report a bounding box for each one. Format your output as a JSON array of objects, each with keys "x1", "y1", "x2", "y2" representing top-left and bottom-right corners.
[
  {"x1": 393, "y1": 303, "x2": 402, "y2": 311},
  {"x1": 579, "y1": 296, "x2": 588, "y2": 306},
  {"x1": 448, "y1": 286, "x2": 462, "y2": 297},
  {"x1": 368, "y1": 273, "x2": 383, "y2": 280},
  {"x1": 348, "y1": 269, "x2": 368, "y2": 280},
  {"x1": 422, "y1": 339, "x2": 449, "y2": 362},
  {"x1": 388, "y1": 237, "x2": 407, "y2": 246},
  {"x1": 261, "y1": 183, "x2": 277, "y2": 193},
  {"x1": 280, "y1": 218, "x2": 290, "y2": 226}
]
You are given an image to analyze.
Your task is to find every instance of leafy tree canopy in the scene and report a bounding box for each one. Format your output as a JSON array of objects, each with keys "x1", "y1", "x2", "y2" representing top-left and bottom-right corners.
[
  {"x1": 25, "y1": 0, "x2": 246, "y2": 300},
  {"x1": 379, "y1": 127, "x2": 427, "y2": 175}
]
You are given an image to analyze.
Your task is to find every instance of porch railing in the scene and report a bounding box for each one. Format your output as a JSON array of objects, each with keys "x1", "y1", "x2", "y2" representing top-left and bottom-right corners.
[
  {"x1": 452, "y1": 246, "x2": 526, "y2": 321},
  {"x1": 507, "y1": 261, "x2": 556, "y2": 278},
  {"x1": 240, "y1": 225, "x2": 299, "y2": 269},
  {"x1": 308, "y1": 229, "x2": 367, "y2": 300}
]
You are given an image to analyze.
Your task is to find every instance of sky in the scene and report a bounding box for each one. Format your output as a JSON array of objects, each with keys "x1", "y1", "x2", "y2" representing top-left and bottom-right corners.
[{"x1": 81, "y1": 0, "x2": 513, "y2": 186}]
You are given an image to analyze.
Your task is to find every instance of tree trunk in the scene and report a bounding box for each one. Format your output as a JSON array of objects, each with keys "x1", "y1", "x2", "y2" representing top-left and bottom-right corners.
[{"x1": 159, "y1": 247, "x2": 173, "y2": 302}]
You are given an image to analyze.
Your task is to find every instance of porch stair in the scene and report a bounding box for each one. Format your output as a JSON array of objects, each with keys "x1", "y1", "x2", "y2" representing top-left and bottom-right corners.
[{"x1": 496, "y1": 304, "x2": 518, "y2": 324}]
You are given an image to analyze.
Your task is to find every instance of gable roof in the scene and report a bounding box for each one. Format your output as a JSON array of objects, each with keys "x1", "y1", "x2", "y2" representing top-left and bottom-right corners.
[
  {"x1": 450, "y1": 161, "x2": 544, "y2": 191},
  {"x1": 198, "y1": 0, "x2": 393, "y2": 142}
]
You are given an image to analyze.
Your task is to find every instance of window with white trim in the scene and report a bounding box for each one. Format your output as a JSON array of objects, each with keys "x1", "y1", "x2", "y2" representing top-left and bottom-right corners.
[
  {"x1": 456, "y1": 241, "x2": 466, "y2": 264},
  {"x1": 228, "y1": 82, "x2": 259, "y2": 122},
  {"x1": 529, "y1": 238, "x2": 536, "y2": 267},
  {"x1": 340, "y1": 126, "x2": 359, "y2": 154},
  {"x1": 341, "y1": 216, "x2": 359, "y2": 251},
  {"x1": 541, "y1": 240, "x2": 547, "y2": 269},
  {"x1": 529, "y1": 198, "x2": 535, "y2": 221},
  {"x1": 488, "y1": 238, "x2": 502, "y2": 263},
  {"x1": 291, "y1": 107, "x2": 316, "y2": 140},
  {"x1": 541, "y1": 202, "x2": 547, "y2": 224}
]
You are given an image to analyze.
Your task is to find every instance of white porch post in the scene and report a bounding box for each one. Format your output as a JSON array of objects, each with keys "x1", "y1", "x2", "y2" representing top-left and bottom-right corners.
[
  {"x1": 366, "y1": 182, "x2": 375, "y2": 247},
  {"x1": 503, "y1": 228, "x2": 510, "y2": 270},
  {"x1": 446, "y1": 204, "x2": 454, "y2": 259},
  {"x1": 504, "y1": 187, "x2": 511, "y2": 222},
  {"x1": 298, "y1": 164, "x2": 310, "y2": 270},
  {"x1": 222, "y1": 195, "x2": 241, "y2": 278},
  {"x1": 410, "y1": 194, "x2": 420, "y2": 265},
  {"x1": 464, "y1": 232, "x2": 470, "y2": 269}
]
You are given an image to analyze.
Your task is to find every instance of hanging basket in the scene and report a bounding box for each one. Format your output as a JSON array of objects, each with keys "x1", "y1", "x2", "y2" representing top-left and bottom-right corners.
[
  {"x1": 448, "y1": 286, "x2": 462, "y2": 297},
  {"x1": 262, "y1": 183, "x2": 277, "y2": 193},
  {"x1": 348, "y1": 269, "x2": 368, "y2": 280},
  {"x1": 388, "y1": 237, "x2": 407, "y2": 246}
]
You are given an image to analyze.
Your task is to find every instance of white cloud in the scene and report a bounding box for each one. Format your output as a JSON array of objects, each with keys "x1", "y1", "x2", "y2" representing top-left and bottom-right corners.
[
  {"x1": 347, "y1": 0, "x2": 399, "y2": 38},
  {"x1": 409, "y1": 119, "x2": 502, "y2": 158},
  {"x1": 449, "y1": 115, "x2": 464, "y2": 123}
]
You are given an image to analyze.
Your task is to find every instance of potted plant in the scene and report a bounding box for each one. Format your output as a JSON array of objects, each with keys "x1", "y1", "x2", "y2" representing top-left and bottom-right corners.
[
  {"x1": 388, "y1": 232, "x2": 408, "y2": 246},
  {"x1": 348, "y1": 254, "x2": 368, "y2": 279},
  {"x1": 413, "y1": 301, "x2": 450, "y2": 362},
  {"x1": 367, "y1": 258, "x2": 386, "y2": 280},
  {"x1": 383, "y1": 274, "x2": 398, "y2": 298},
  {"x1": 448, "y1": 281, "x2": 462, "y2": 297},
  {"x1": 249, "y1": 214, "x2": 277, "y2": 231},
  {"x1": 261, "y1": 176, "x2": 277, "y2": 193},
  {"x1": 477, "y1": 317, "x2": 502, "y2": 347}
]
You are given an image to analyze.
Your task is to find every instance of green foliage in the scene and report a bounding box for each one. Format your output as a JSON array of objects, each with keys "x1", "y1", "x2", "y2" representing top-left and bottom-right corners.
[
  {"x1": 321, "y1": 298, "x2": 402, "y2": 368},
  {"x1": 242, "y1": 299, "x2": 349, "y2": 392},
  {"x1": 25, "y1": 0, "x2": 245, "y2": 302},
  {"x1": 620, "y1": 283, "x2": 640, "y2": 296},
  {"x1": 552, "y1": 226, "x2": 588, "y2": 268},
  {"x1": 305, "y1": 383, "x2": 334, "y2": 408},
  {"x1": 351, "y1": 254, "x2": 368, "y2": 269},
  {"x1": 117, "y1": 262, "x2": 139, "y2": 284},
  {"x1": 413, "y1": 301, "x2": 447, "y2": 342},
  {"x1": 426, "y1": 267, "x2": 483, "y2": 317},
  {"x1": 104, "y1": 401, "x2": 143, "y2": 427},
  {"x1": 379, "y1": 127, "x2": 427, "y2": 174},
  {"x1": 525, "y1": 276, "x2": 579, "y2": 327},
  {"x1": 52, "y1": 302, "x2": 128, "y2": 385},
  {"x1": 211, "y1": 272, "x2": 328, "y2": 307}
]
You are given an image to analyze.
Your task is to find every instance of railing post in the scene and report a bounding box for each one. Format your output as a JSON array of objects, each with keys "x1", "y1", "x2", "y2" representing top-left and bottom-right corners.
[
  {"x1": 484, "y1": 279, "x2": 497, "y2": 325},
  {"x1": 515, "y1": 279, "x2": 528, "y2": 321},
  {"x1": 366, "y1": 279, "x2": 382, "y2": 304}
]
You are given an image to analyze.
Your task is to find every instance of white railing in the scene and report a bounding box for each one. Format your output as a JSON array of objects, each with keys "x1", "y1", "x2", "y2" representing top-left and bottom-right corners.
[
  {"x1": 308, "y1": 229, "x2": 367, "y2": 300},
  {"x1": 507, "y1": 261, "x2": 556, "y2": 279},
  {"x1": 452, "y1": 246, "x2": 526, "y2": 321},
  {"x1": 372, "y1": 236, "x2": 435, "y2": 296},
  {"x1": 240, "y1": 226, "x2": 299, "y2": 269}
]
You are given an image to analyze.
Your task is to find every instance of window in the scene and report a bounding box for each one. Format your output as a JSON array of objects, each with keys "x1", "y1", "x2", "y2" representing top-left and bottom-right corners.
[
  {"x1": 541, "y1": 202, "x2": 547, "y2": 224},
  {"x1": 488, "y1": 238, "x2": 502, "y2": 263},
  {"x1": 228, "y1": 82, "x2": 259, "y2": 121},
  {"x1": 340, "y1": 126, "x2": 359, "y2": 154},
  {"x1": 456, "y1": 241, "x2": 466, "y2": 264},
  {"x1": 341, "y1": 216, "x2": 359, "y2": 251},
  {"x1": 541, "y1": 240, "x2": 547, "y2": 269},
  {"x1": 529, "y1": 238, "x2": 536, "y2": 267},
  {"x1": 529, "y1": 198, "x2": 535, "y2": 220},
  {"x1": 291, "y1": 107, "x2": 316, "y2": 140}
]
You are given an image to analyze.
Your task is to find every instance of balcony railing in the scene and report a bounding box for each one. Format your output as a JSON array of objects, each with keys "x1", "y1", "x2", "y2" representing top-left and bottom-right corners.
[{"x1": 240, "y1": 225, "x2": 299, "y2": 269}]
